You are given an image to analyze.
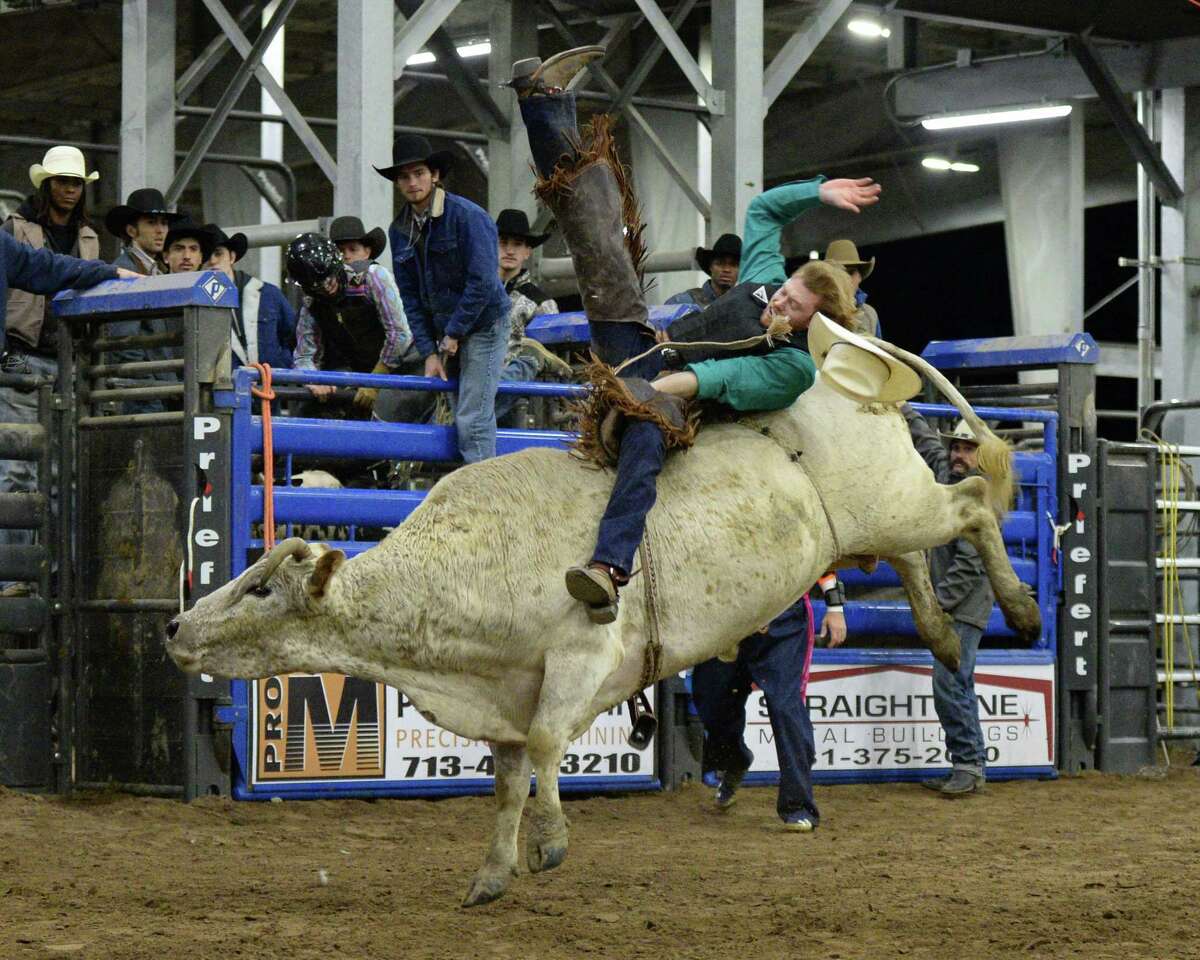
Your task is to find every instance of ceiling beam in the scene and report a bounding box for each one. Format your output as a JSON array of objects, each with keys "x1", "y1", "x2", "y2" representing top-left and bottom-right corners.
[
  {"x1": 1068, "y1": 35, "x2": 1182, "y2": 204},
  {"x1": 762, "y1": 0, "x2": 851, "y2": 108},
  {"x1": 891, "y1": 35, "x2": 1200, "y2": 120}
]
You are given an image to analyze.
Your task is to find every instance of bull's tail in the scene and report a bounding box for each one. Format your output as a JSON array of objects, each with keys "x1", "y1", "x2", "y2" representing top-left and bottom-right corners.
[{"x1": 866, "y1": 337, "x2": 1015, "y2": 518}]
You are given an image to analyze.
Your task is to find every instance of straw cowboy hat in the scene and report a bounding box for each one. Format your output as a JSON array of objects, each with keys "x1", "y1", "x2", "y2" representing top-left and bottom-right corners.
[
  {"x1": 373, "y1": 133, "x2": 454, "y2": 181},
  {"x1": 695, "y1": 233, "x2": 742, "y2": 274},
  {"x1": 328, "y1": 215, "x2": 387, "y2": 260},
  {"x1": 807, "y1": 312, "x2": 921, "y2": 404},
  {"x1": 824, "y1": 239, "x2": 875, "y2": 280},
  {"x1": 29, "y1": 146, "x2": 99, "y2": 188},
  {"x1": 494, "y1": 209, "x2": 551, "y2": 247},
  {"x1": 940, "y1": 419, "x2": 980, "y2": 446}
]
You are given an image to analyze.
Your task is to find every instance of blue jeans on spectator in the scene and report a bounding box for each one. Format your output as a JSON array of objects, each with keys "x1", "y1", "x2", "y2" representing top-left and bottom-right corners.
[
  {"x1": 494, "y1": 353, "x2": 537, "y2": 426},
  {"x1": 454, "y1": 314, "x2": 510, "y2": 463},
  {"x1": 691, "y1": 624, "x2": 819, "y2": 825},
  {"x1": 933, "y1": 621, "x2": 986, "y2": 775},
  {"x1": 0, "y1": 351, "x2": 57, "y2": 591}
]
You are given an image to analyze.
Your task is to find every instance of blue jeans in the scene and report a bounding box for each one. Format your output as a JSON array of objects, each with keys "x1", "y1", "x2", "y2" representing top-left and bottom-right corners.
[
  {"x1": 691, "y1": 621, "x2": 819, "y2": 824},
  {"x1": 453, "y1": 312, "x2": 510, "y2": 463},
  {"x1": 591, "y1": 420, "x2": 665, "y2": 575},
  {"x1": 494, "y1": 354, "x2": 537, "y2": 426},
  {"x1": 933, "y1": 621, "x2": 986, "y2": 774},
  {"x1": 0, "y1": 351, "x2": 56, "y2": 590},
  {"x1": 520, "y1": 91, "x2": 580, "y2": 179}
]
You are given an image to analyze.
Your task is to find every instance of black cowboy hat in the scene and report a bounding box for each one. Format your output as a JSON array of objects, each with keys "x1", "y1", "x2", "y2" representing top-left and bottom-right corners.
[
  {"x1": 104, "y1": 187, "x2": 186, "y2": 239},
  {"x1": 204, "y1": 223, "x2": 248, "y2": 261},
  {"x1": 164, "y1": 217, "x2": 218, "y2": 263},
  {"x1": 373, "y1": 133, "x2": 454, "y2": 181},
  {"x1": 494, "y1": 208, "x2": 551, "y2": 248},
  {"x1": 328, "y1": 215, "x2": 387, "y2": 261},
  {"x1": 695, "y1": 233, "x2": 742, "y2": 274}
]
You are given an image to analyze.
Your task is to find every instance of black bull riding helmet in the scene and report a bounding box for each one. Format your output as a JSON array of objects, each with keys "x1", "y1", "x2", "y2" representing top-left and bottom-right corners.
[{"x1": 287, "y1": 233, "x2": 343, "y2": 298}]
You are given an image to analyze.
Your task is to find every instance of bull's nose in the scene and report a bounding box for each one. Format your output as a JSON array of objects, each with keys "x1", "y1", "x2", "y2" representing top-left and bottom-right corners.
[{"x1": 166, "y1": 618, "x2": 180, "y2": 640}]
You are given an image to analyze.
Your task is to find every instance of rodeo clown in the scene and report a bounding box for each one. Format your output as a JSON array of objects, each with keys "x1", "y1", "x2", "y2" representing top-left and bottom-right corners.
[
  {"x1": 287, "y1": 229, "x2": 414, "y2": 419},
  {"x1": 507, "y1": 47, "x2": 919, "y2": 830}
]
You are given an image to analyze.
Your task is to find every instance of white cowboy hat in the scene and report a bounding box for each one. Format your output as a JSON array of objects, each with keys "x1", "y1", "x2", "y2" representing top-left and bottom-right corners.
[
  {"x1": 29, "y1": 146, "x2": 99, "y2": 188},
  {"x1": 807, "y1": 312, "x2": 922, "y2": 404},
  {"x1": 939, "y1": 419, "x2": 980, "y2": 446}
]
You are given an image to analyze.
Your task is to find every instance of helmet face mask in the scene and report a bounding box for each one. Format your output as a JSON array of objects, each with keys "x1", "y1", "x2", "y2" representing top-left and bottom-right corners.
[{"x1": 287, "y1": 233, "x2": 343, "y2": 298}]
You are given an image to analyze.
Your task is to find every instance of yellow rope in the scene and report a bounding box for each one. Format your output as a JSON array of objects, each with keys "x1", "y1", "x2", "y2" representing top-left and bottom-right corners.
[{"x1": 1144, "y1": 428, "x2": 1200, "y2": 732}]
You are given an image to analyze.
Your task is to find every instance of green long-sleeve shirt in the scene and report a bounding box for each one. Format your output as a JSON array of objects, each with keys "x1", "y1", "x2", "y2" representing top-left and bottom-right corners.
[
  {"x1": 682, "y1": 178, "x2": 825, "y2": 412},
  {"x1": 738, "y1": 177, "x2": 826, "y2": 285},
  {"x1": 690, "y1": 348, "x2": 816, "y2": 411}
]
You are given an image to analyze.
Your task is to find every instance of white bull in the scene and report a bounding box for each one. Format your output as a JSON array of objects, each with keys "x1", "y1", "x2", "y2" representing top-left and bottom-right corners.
[{"x1": 166, "y1": 345, "x2": 1039, "y2": 907}]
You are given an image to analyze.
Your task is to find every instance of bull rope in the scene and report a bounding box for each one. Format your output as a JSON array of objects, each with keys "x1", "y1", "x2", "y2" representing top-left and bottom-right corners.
[
  {"x1": 610, "y1": 313, "x2": 795, "y2": 377},
  {"x1": 252, "y1": 363, "x2": 277, "y2": 550},
  {"x1": 637, "y1": 533, "x2": 664, "y2": 691}
]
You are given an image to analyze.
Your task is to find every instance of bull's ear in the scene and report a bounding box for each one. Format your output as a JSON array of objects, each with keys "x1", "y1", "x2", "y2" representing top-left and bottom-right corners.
[{"x1": 306, "y1": 549, "x2": 346, "y2": 599}]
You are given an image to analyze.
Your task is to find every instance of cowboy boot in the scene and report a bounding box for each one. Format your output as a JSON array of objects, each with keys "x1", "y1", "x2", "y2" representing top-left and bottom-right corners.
[
  {"x1": 508, "y1": 45, "x2": 605, "y2": 97},
  {"x1": 565, "y1": 562, "x2": 624, "y2": 624},
  {"x1": 518, "y1": 337, "x2": 574, "y2": 378},
  {"x1": 546, "y1": 162, "x2": 650, "y2": 356}
]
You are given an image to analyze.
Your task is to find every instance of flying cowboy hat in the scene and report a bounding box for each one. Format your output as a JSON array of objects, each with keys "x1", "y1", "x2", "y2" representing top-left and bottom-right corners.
[
  {"x1": 824, "y1": 239, "x2": 875, "y2": 280},
  {"x1": 373, "y1": 133, "x2": 454, "y2": 181},
  {"x1": 695, "y1": 233, "x2": 741, "y2": 275},
  {"x1": 494, "y1": 209, "x2": 551, "y2": 247},
  {"x1": 328, "y1": 215, "x2": 388, "y2": 260},
  {"x1": 29, "y1": 146, "x2": 99, "y2": 188},
  {"x1": 939, "y1": 419, "x2": 980, "y2": 446},
  {"x1": 807, "y1": 312, "x2": 921, "y2": 404},
  {"x1": 163, "y1": 217, "x2": 219, "y2": 263},
  {"x1": 204, "y1": 224, "x2": 249, "y2": 261},
  {"x1": 104, "y1": 188, "x2": 186, "y2": 240}
]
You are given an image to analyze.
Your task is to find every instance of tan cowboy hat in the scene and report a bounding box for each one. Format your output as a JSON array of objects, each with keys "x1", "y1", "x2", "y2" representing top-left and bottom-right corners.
[
  {"x1": 824, "y1": 239, "x2": 874, "y2": 280},
  {"x1": 807, "y1": 312, "x2": 921, "y2": 404},
  {"x1": 939, "y1": 419, "x2": 980, "y2": 446},
  {"x1": 29, "y1": 146, "x2": 99, "y2": 188}
]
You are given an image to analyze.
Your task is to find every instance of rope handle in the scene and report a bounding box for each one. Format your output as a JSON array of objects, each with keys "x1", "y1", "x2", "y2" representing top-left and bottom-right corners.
[
  {"x1": 251, "y1": 363, "x2": 277, "y2": 550},
  {"x1": 611, "y1": 313, "x2": 794, "y2": 377}
]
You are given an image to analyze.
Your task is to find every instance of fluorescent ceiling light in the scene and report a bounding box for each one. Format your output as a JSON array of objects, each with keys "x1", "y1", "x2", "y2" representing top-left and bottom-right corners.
[
  {"x1": 406, "y1": 39, "x2": 491, "y2": 67},
  {"x1": 847, "y1": 19, "x2": 891, "y2": 39},
  {"x1": 922, "y1": 156, "x2": 981, "y2": 173},
  {"x1": 921, "y1": 104, "x2": 1072, "y2": 131}
]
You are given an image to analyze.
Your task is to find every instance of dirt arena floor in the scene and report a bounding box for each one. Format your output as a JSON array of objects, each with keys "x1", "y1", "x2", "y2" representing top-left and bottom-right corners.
[{"x1": 3, "y1": 763, "x2": 1199, "y2": 960}]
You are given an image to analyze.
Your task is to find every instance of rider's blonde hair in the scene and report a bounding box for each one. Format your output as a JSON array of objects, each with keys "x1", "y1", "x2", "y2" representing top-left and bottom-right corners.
[{"x1": 793, "y1": 260, "x2": 860, "y2": 331}]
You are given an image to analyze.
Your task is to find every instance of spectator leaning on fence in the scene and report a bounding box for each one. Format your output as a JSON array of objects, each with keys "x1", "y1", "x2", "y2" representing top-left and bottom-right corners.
[
  {"x1": 205, "y1": 225, "x2": 296, "y2": 371},
  {"x1": 492, "y1": 208, "x2": 571, "y2": 426},
  {"x1": 287, "y1": 231, "x2": 413, "y2": 419},
  {"x1": 381, "y1": 134, "x2": 510, "y2": 463},
  {"x1": 0, "y1": 150, "x2": 129, "y2": 595}
]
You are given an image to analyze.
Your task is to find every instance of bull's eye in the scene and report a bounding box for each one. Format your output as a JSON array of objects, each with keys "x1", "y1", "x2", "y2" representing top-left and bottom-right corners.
[{"x1": 250, "y1": 584, "x2": 272, "y2": 598}]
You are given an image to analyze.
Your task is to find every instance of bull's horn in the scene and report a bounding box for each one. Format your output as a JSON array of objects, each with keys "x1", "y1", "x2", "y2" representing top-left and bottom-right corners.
[
  {"x1": 230, "y1": 538, "x2": 312, "y2": 603},
  {"x1": 256, "y1": 537, "x2": 312, "y2": 585}
]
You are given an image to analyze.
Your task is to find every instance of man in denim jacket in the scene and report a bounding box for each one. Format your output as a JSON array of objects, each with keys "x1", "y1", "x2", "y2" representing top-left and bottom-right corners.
[{"x1": 379, "y1": 135, "x2": 510, "y2": 463}]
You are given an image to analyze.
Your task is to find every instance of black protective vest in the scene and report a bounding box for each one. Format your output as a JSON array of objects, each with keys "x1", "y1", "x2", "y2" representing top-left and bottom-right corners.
[
  {"x1": 668, "y1": 281, "x2": 808, "y2": 364},
  {"x1": 310, "y1": 287, "x2": 384, "y2": 372}
]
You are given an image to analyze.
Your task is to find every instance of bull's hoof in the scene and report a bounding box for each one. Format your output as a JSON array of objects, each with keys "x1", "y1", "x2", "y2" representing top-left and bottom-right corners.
[
  {"x1": 526, "y1": 842, "x2": 568, "y2": 874},
  {"x1": 930, "y1": 631, "x2": 961, "y2": 673},
  {"x1": 1003, "y1": 592, "x2": 1042, "y2": 645},
  {"x1": 462, "y1": 869, "x2": 511, "y2": 908}
]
